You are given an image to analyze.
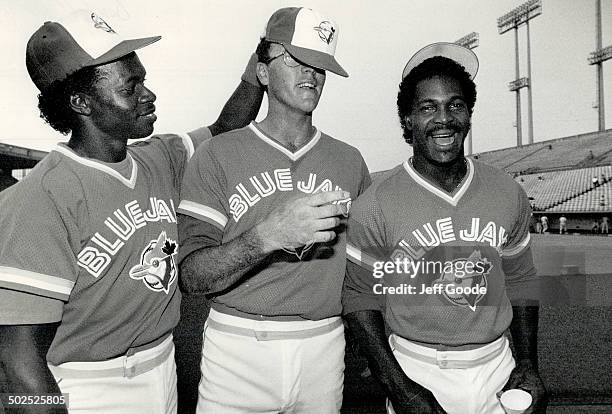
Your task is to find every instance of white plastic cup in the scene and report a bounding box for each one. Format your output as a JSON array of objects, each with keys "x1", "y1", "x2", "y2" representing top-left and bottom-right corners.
[{"x1": 499, "y1": 389, "x2": 533, "y2": 414}]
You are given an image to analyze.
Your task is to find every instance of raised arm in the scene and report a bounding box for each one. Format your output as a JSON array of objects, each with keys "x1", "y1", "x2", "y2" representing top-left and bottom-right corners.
[
  {"x1": 0, "y1": 324, "x2": 67, "y2": 414},
  {"x1": 207, "y1": 53, "x2": 264, "y2": 137}
]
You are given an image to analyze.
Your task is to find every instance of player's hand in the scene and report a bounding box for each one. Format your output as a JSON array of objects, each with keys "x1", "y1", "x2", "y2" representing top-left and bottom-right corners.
[
  {"x1": 389, "y1": 388, "x2": 447, "y2": 414},
  {"x1": 241, "y1": 52, "x2": 261, "y2": 87},
  {"x1": 501, "y1": 360, "x2": 548, "y2": 413},
  {"x1": 256, "y1": 190, "x2": 351, "y2": 253}
]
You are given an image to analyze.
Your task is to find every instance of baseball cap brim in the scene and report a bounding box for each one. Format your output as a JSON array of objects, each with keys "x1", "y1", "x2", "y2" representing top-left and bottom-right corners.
[
  {"x1": 283, "y1": 43, "x2": 348, "y2": 77},
  {"x1": 87, "y1": 36, "x2": 161, "y2": 68},
  {"x1": 402, "y1": 42, "x2": 478, "y2": 80}
]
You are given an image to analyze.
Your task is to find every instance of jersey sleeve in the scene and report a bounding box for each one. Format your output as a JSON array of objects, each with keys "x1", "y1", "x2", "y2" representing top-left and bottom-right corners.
[
  {"x1": 500, "y1": 186, "x2": 532, "y2": 259},
  {"x1": 342, "y1": 186, "x2": 388, "y2": 315},
  {"x1": 188, "y1": 126, "x2": 213, "y2": 143},
  {"x1": 135, "y1": 130, "x2": 210, "y2": 190},
  {"x1": 0, "y1": 289, "x2": 63, "y2": 324},
  {"x1": 502, "y1": 186, "x2": 538, "y2": 301},
  {"x1": 177, "y1": 215, "x2": 223, "y2": 265},
  {"x1": 356, "y1": 153, "x2": 372, "y2": 197},
  {"x1": 177, "y1": 140, "x2": 228, "y2": 262},
  {"x1": 0, "y1": 182, "x2": 78, "y2": 322}
]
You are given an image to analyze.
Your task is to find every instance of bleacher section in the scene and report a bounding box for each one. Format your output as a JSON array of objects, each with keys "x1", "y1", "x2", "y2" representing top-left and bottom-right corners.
[
  {"x1": 472, "y1": 129, "x2": 612, "y2": 174},
  {"x1": 516, "y1": 166, "x2": 612, "y2": 212},
  {"x1": 548, "y1": 179, "x2": 612, "y2": 213},
  {"x1": 462, "y1": 128, "x2": 612, "y2": 215}
]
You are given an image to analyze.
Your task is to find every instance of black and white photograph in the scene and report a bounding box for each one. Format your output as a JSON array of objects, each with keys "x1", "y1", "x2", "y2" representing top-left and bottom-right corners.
[{"x1": 1, "y1": 1, "x2": 611, "y2": 413}]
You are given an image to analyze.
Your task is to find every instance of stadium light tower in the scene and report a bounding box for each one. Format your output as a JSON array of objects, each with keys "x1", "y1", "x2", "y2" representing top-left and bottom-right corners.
[
  {"x1": 497, "y1": 0, "x2": 542, "y2": 147},
  {"x1": 455, "y1": 32, "x2": 479, "y2": 155},
  {"x1": 589, "y1": 0, "x2": 611, "y2": 131}
]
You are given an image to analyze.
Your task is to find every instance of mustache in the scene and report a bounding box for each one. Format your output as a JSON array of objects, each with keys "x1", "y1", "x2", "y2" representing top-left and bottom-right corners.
[{"x1": 427, "y1": 120, "x2": 470, "y2": 134}]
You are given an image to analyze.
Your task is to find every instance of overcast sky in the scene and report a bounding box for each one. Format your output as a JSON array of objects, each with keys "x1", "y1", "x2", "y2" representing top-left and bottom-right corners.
[{"x1": 1, "y1": 0, "x2": 610, "y2": 171}]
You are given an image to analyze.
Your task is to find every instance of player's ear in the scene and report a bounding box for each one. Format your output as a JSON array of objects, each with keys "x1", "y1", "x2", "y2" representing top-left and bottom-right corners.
[
  {"x1": 404, "y1": 116, "x2": 413, "y2": 131},
  {"x1": 69, "y1": 92, "x2": 92, "y2": 116},
  {"x1": 256, "y1": 62, "x2": 270, "y2": 87}
]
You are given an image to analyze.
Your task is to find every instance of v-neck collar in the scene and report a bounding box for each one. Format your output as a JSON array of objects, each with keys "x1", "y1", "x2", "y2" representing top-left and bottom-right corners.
[
  {"x1": 54, "y1": 144, "x2": 138, "y2": 189},
  {"x1": 248, "y1": 122, "x2": 320, "y2": 162},
  {"x1": 403, "y1": 157, "x2": 474, "y2": 207}
]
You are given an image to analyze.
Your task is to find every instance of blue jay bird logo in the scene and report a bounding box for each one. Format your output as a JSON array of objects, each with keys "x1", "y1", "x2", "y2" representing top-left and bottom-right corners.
[
  {"x1": 129, "y1": 232, "x2": 177, "y2": 294},
  {"x1": 313, "y1": 21, "x2": 335, "y2": 44},
  {"x1": 91, "y1": 13, "x2": 116, "y2": 33},
  {"x1": 432, "y1": 251, "x2": 491, "y2": 311}
]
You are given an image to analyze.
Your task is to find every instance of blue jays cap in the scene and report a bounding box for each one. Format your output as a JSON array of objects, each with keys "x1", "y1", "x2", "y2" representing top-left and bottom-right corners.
[
  {"x1": 402, "y1": 42, "x2": 479, "y2": 80},
  {"x1": 264, "y1": 7, "x2": 348, "y2": 77},
  {"x1": 26, "y1": 10, "x2": 161, "y2": 92}
]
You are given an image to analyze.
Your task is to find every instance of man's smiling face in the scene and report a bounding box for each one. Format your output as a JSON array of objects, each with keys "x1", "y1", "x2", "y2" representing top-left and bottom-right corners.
[
  {"x1": 407, "y1": 74, "x2": 471, "y2": 166},
  {"x1": 262, "y1": 43, "x2": 326, "y2": 115}
]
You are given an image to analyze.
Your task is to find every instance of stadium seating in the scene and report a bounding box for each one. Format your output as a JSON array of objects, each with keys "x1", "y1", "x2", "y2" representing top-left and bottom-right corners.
[
  {"x1": 473, "y1": 129, "x2": 612, "y2": 174},
  {"x1": 515, "y1": 166, "x2": 612, "y2": 212}
]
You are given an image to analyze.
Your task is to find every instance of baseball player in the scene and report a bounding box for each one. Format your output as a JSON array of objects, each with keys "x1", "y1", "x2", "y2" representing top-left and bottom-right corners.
[
  {"x1": 559, "y1": 215, "x2": 568, "y2": 234},
  {"x1": 601, "y1": 216, "x2": 609, "y2": 234},
  {"x1": 177, "y1": 7, "x2": 370, "y2": 413},
  {"x1": 0, "y1": 10, "x2": 262, "y2": 414},
  {"x1": 342, "y1": 43, "x2": 547, "y2": 413},
  {"x1": 540, "y1": 215, "x2": 549, "y2": 233}
]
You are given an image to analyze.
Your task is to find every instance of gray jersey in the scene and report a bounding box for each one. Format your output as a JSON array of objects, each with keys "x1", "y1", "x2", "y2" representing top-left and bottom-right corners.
[
  {"x1": 178, "y1": 123, "x2": 370, "y2": 320},
  {"x1": 0, "y1": 130, "x2": 209, "y2": 364}
]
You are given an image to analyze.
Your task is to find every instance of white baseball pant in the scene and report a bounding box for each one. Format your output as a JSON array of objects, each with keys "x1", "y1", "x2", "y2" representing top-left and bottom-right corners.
[
  {"x1": 196, "y1": 308, "x2": 345, "y2": 414},
  {"x1": 48, "y1": 334, "x2": 177, "y2": 414},
  {"x1": 386, "y1": 334, "x2": 515, "y2": 414}
]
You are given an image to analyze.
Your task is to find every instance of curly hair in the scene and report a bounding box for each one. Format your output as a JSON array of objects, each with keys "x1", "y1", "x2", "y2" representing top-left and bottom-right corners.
[
  {"x1": 256, "y1": 38, "x2": 275, "y2": 63},
  {"x1": 397, "y1": 56, "x2": 476, "y2": 144},
  {"x1": 37, "y1": 66, "x2": 102, "y2": 135}
]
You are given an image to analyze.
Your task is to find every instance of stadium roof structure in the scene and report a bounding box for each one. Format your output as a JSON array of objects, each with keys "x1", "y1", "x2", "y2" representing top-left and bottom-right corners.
[
  {"x1": 472, "y1": 128, "x2": 612, "y2": 175},
  {"x1": 470, "y1": 128, "x2": 612, "y2": 213},
  {"x1": 0, "y1": 142, "x2": 48, "y2": 172}
]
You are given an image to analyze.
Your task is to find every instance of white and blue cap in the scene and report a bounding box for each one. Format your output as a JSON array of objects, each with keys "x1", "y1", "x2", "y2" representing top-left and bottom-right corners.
[
  {"x1": 402, "y1": 42, "x2": 479, "y2": 80},
  {"x1": 264, "y1": 7, "x2": 348, "y2": 77},
  {"x1": 26, "y1": 10, "x2": 160, "y2": 92}
]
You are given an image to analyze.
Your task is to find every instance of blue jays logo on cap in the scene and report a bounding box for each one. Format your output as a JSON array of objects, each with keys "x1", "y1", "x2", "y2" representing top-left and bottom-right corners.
[
  {"x1": 263, "y1": 7, "x2": 348, "y2": 77},
  {"x1": 91, "y1": 13, "x2": 115, "y2": 33},
  {"x1": 314, "y1": 21, "x2": 335, "y2": 44}
]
